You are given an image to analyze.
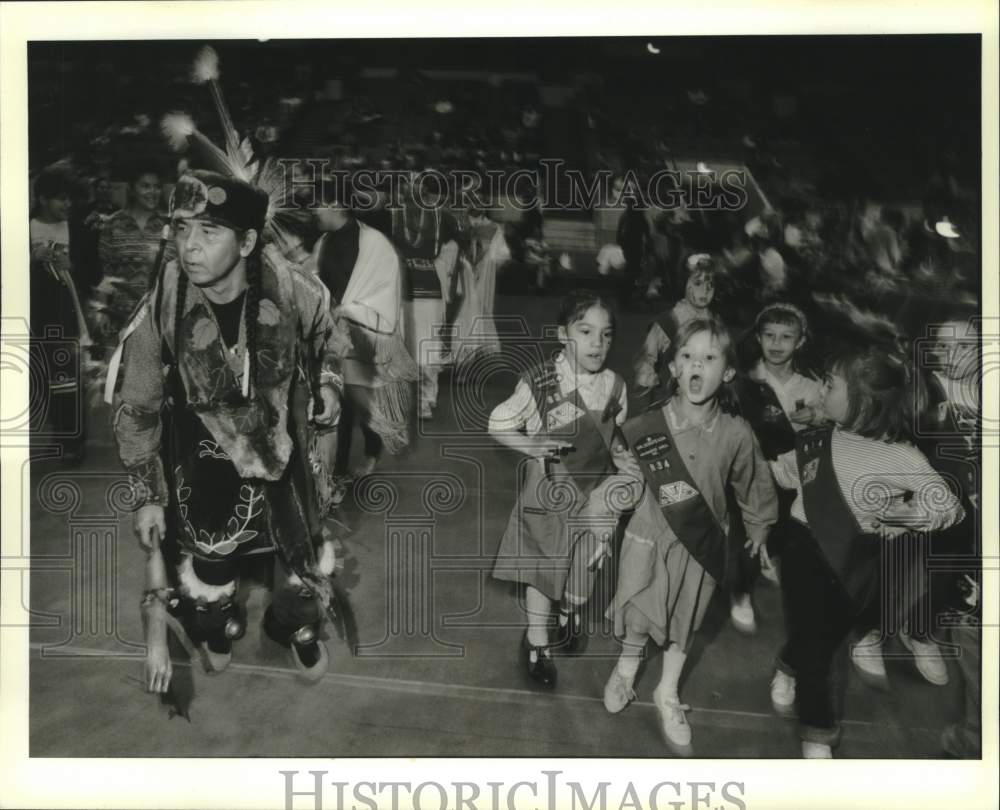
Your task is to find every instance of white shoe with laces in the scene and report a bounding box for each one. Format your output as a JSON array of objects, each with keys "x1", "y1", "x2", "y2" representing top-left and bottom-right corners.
[
  {"x1": 603, "y1": 667, "x2": 637, "y2": 714},
  {"x1": 900, "y1": 629, "x2": 949, "y2": 686},
  {"x1": 850, "y1": 629, "x2": 888, "y2": 689},
  {"x1": 651, "y1": 685, "x2": 693, "y2": 752},
  {"x1": 770, "y1": 669, "x2": 796, "y2": 716}
]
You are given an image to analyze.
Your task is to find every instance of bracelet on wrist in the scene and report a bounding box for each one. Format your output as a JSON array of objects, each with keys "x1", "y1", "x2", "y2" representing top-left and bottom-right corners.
[{"x1": 140, "y1": 588, "x2": 175, "y2": 610}]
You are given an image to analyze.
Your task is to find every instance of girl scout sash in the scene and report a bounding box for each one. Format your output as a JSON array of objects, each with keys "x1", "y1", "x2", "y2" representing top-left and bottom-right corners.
[
  {"x1": 795, "y1": 425, "x2": 880, "y2": 609},
  {"x1": 735, "y1": 374, "x2": 796, "y2": 460},
  {"x1": 524, "y1": 360, "x2": 623, "y2": 501},
  {"x1": 620, "y1": 406, "x2": 741, "y2": 584}
]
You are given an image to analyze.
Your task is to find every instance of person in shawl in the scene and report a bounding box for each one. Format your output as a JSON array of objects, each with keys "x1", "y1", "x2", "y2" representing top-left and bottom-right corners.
[
  {"x1": 111, "y1": 170, "x2": 351, "y2": 691},
  {"x1": 451, "y1": 206, "x2": 507, "y2": 379},
  {"x1": 392, "y1": 175, "x2": 461, "y2": 419},
  {"x1": 313, "y1": 189, "x2": 418, "y2": 510}
]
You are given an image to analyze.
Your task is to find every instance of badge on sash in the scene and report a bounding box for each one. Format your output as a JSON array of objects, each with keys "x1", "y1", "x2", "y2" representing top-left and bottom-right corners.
[
  {"x1": 764, "y1": 404, "x2": 784, "y2": 420},
  {"x1": 633, "y1": 433, "x2": 672, "y2": 460},
  {"x1": 658, "y1": 481, "x2": 699, "y2": 506},
  {"x1": 532, "y1": 367, "x2": 561, "y2": 392},
  {"x1": 546, "y1": 401, "x2": 585, "y2": 431},
  {"x1": 801, "y1": 458, "x2": 819, "y2": 485}
]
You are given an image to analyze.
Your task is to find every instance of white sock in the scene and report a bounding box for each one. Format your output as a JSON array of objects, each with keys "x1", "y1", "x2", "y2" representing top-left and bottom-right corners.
[
  {"x1": 616, "y1": 654, "x2": 640, "y2": 680},
  {"x1": 657, "y1": 644, "x2": 686, "y2": 701}
]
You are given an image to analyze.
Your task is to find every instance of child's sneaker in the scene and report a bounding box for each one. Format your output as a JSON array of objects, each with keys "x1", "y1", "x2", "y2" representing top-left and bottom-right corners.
[
  {"x1": 651, "y1": 684, "x2": 693, "y2": 754},
  {"x1": 850, "y1": 630, "x2": 888, "y2": 689},
  {"x1": 729, "y1": 593, "x2": 757, "y2": 635},
  {"x1": 770, "y1": 669, "x2": 796, "y2": 717},
  {"x1": 899, "y1": 629, "x2": 949, "y2": 686},
  {"x1": 802, "y1": 741, "x2": 833, "y2": 758},
  {"x1": 603, "y1": 667, "x2": 637, "y2": 714}
]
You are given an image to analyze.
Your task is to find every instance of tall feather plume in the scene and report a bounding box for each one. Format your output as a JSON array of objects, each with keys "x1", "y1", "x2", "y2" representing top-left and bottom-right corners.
[
  {"x1": 160, "y1": 112, "x2": 243, "y2": 179},
  {"x1": 161, "y1": 113, "x2": 196, "y2": 151},
  {"x1": 190, "y1": 45, "x2": 249, "y2": 180},
  {"x1": 191, "y1": 45, "x2": 220, "y2": 84},
  {"x1": 176, "y1": 46, "x2": 297, "y2": 241}
]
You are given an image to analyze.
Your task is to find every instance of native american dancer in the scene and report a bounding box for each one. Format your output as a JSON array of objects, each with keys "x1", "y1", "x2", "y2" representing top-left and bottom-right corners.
[
  {"x1": 451, "y1": 207, "x2": 507, "y2": 379},
  {"x1": 313, "y1": 196, "x2": 418, "y2": 511},
  {"x1": 392, "y1": 186, "x2": 460, "y2": 419},
  {"x1": 109, "y1": 171, "x2": 353, "y2": 693}
]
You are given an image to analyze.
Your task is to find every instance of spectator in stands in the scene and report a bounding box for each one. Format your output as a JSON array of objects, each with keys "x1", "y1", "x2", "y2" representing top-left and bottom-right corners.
[
  {"x1": 70, "y1": 171, "x2": 119, "y2": 294},
  {"x1": 91, "y1": 159, "x2": 173, "y2": 360},
  {"x1": 30, "y1": 166, "x2": 90, "y2": 464}
]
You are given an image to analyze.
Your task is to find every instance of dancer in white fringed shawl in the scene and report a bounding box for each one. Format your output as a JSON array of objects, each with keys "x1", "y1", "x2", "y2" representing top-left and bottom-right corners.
[
  {"x1": 452, "y1": 207, "x2": 507, "y2": 378},
  {"x1": 312, "y1": 197, "x2": 418, "y2": 510}
]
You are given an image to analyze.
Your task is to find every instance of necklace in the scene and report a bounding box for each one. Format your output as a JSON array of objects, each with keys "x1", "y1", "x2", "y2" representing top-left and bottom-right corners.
[
  {"x1": 204, "y1": 290, "x2": 249, "y2": 383},
  {"x1": 402, "y1": 206, "x2": 427, "y2": 248},
  {"x1": 398, "y1": 206, "x2": 439, "y2": 253}
]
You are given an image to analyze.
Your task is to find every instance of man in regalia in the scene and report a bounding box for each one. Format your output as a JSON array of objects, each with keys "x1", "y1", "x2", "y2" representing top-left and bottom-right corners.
[{"x1": 112, "y1": 170, "x2": 349, "y2": 691}]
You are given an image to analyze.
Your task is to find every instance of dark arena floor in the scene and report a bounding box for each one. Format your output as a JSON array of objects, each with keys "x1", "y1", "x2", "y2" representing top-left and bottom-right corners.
[{"x1": 27, "y1": 290, "x2": 967, "y2": 759}]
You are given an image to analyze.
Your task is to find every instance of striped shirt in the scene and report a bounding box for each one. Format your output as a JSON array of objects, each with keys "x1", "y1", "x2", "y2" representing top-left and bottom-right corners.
[
  {"x1": 98, "y1": 209, "x2": 173, "y2": 295},
  {"x1": 488, "y1": 352, "x2": 628, "y2": 436},
  {"x1": 772, "y1": 427, "x2": 964, "y2": 534}
]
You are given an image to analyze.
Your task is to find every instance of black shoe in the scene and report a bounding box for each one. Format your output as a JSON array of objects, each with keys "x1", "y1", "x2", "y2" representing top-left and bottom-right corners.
[
  {"x1": 290, "y1": 638, "x2": 329, "y2": 684},
  {"x1": 262, "y1": 605, "x2": 290, "y2": 647},
  {"x1": 201, "y1": 636, "x2": 232, "y2": 673},
  {"x1": 555, "y1": 609, "x2": 587, "y2": 655},
  {"x1": 522, "y1": 631, "x2": 557, "y2": 688}
]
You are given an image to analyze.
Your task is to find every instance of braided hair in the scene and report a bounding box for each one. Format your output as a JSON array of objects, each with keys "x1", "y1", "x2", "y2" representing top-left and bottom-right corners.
[
  {"x1": 173, "y1": 265, "x2": 188, "y2": 364},
  {"x1": 243, "y1": 242, "x2": 263, "y2": 395}
]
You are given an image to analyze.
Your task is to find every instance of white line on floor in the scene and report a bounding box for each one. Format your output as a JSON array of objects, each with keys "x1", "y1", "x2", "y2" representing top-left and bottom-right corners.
[{"x1": 28, "y1": 642, "x2": 940, "y2": 736}]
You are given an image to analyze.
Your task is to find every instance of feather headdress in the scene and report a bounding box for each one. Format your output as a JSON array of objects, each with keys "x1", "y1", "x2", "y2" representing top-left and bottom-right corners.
[{"x1": 161, "y1": 46, "x2": 296, "y2": 243}]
